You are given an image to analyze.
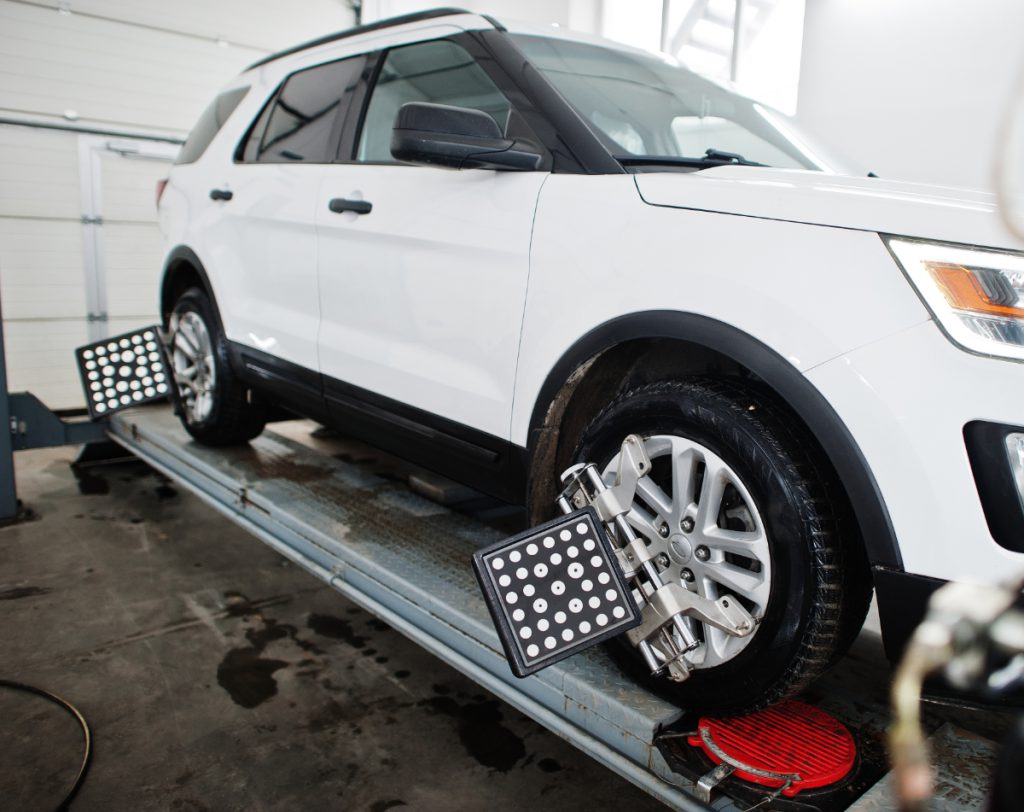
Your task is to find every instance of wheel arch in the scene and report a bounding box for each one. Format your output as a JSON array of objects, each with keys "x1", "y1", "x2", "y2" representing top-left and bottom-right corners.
[
  {"x1": 526, "y1": 310, "x2": 903, "y2": 570},
  {"x1": 159, "y1": 245, "x2": 224, "y2": 332}
]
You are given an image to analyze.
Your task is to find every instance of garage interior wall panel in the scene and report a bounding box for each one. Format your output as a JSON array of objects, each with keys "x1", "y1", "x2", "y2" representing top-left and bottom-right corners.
[{"x1": 0, "y1": 0, "x2": 357, "y2": 410}]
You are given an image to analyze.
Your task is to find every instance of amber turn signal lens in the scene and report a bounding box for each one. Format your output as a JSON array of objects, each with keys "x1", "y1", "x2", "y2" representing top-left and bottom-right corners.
[{"x1": 924, "y1": 261, "x2": 1024, "y2": 319}]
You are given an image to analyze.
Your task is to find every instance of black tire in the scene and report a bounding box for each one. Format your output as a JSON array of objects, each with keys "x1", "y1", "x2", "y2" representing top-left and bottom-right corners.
[
  {"x1": 169, "y1": 287, "x2": 266, "y2": 445},
  {"x1": 573, "y1": 378, "x2": 871, "y2": 713}
]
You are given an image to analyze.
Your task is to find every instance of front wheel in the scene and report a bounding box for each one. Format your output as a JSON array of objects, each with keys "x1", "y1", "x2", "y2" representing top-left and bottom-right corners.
[
  {"x1": 574, "y1": 378, "x2": 869, "y2": 713},
  {"x1": 169, "y1": 287, "x2": 266, "y2": 445}
]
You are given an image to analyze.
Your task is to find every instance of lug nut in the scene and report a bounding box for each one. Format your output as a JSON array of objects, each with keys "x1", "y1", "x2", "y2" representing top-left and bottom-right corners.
[
  {"x1": 681, "y1": 568, "x2": 694, "y2": 582},
  {"x1": 680, "y1": 517, "x2": 695, "y2": 533},
  {"x1": 656, "y1": 553, "x2": 670, "y2": 569},
  {"x1": 695, "y1": 545, "x2": 710, "y2": 561},
  {"x1": 658, "y1": 523, "x2": 670, "y2": 538}
]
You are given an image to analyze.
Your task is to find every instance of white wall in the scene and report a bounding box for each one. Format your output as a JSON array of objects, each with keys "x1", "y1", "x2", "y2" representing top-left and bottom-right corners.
[
  {"x1": 360, "y1": 0, "x2": 573, "y2": 27},
  {"x1": 796, "y1": 0, "x2": 1024, "y2": 191}
]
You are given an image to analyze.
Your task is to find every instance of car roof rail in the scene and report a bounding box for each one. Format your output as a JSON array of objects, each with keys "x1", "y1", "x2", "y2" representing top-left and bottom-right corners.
[{"x1": 245, "y1": 7, "x2": 502, "y2": 71}]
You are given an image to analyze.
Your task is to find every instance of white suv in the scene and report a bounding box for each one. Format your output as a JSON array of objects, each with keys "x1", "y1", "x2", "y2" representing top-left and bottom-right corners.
[{"x1": 157, "y1": 8, "x2": 1024, "y2": 712}]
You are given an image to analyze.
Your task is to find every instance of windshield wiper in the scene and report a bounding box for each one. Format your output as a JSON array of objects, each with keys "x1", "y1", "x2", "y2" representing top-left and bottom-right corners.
[{"x1": 615, "y1": 149, "x2": 768, "y2": 169}]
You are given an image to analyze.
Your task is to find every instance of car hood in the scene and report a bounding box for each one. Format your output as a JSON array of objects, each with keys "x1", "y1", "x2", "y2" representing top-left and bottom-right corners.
[{"x1": 634, "y1": 166, "x2": 1024, "y2": 250}]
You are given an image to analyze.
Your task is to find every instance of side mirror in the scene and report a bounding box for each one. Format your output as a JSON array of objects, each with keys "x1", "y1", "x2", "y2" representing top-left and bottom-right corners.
[{"x1": 390, "y1": 102, "x2": 543, "y2": 171}]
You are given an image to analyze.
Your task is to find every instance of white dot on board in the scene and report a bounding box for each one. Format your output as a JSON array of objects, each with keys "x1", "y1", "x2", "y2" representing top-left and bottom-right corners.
[
  {"x1": 562, "y1": 629, "x2": 574, "y2": 642},
  {"x1": 567, "y1": 546, "x2": 579, "y2": 558},
  {"x1": 581, "y1": 579, "x2": 593, "y2": 592},
  {"x1": 554, "y1": 611, "x2": 566, "y2": 624},
  {"x1": 509, "y1": 550, "x2": 521, "y2": 563},
  {"x1": 559, "y1": 529, "x2": 571, "y2": 542},
  {"x1": 583, "y1": 539, "x2": 595, "y2": 551},
  {"x1": 107, "y1": 400, "x2": 118, "y2": 408},
  {"x1": 579, "y1": 621, "x2": 591, "y2": 634},
  {"x1": 85, "y1": 360, "x2": 96, "y2": 370},
  {"x1": 120, "y1": 395, "x2": 130, "y2": 404},
  {"x1": 605, "y1": 589, "x2": 617, "y2": 601},
  {"x1": 505, "y1": 592, "x2": 518, "y2": 604},
  {"x1": 516, "y1": 567, "x2": 528, "y2": 580},
  {"x1": 512, "y1": 609, "x2": 525, "y2": 622},
  {"x1": 519, "y1": 627, "x2": 532, "y2": 640},
  {"x1": 143, "y1": 331, "x2": 154, "y2": 340},
  {"x1": 88, "y1": 371, "x2": 99, "y2": 381},
  {"x1": 590, "y1": 556, "x2": 603, "y2": 568},
  {"x1": 119, "y1": 366, "x2": 131, "y2": 377},
  {"x1": 526, "y1": 644, "x2": 539, "y2": 657},
  {"x1": 523, "y1": 584, "x2": 535, "y2": 597},
  {"x1": 93, "y1": 392, "x2": 103, "y2": 401},
  {"x1": 103, "y1": 366, "x2": 115, "y2": 377},
  {"x1": 596, "y1": 613, "x2": 608, "y2": 626},
  {"x1": 105, "y1": 389, "x2": 116, "y2": 398},
  {"x1": 106, "y1": 342, "x2": 117, "y2": 352},
  {"x1": 498, "y1": 574, "x2": 511, "y2": 587},
  {"x1": 130, "y1": 380, "x2": 141, "y2": 390},
  {"x1": 122, "y1": 351, "x2": 135, "y2": 363},
  {"x1": 131, "y1": 334, "x2": 142, "y2": 344},
  {"x1": 533, "y1": 563, "x2": 548, "y2": 578},
  {"x1": 551, "y1": 581, "x2": 565, "y2": 595},
  {"x1": 568, "y1": 599, "x2": 583, "y2": 613},
  {"x1": 132, "y1": 391, "x2": 143, "y2": 401},
  {"x1": 549, "y1": 553, "x2": 562, "y2": 566},
  {"x1": 149, "y1": 352, "x2": 160, "y2": 361},
  {"x1": 82, "y1": 349, "x2": 93, "y2": 359},
  {"x1": 544, "y1": 636, "x2": 557, "y2": 650},
  {"x1": 568, "y1": 563, "x2": 583, "y2": 579},
  {"x1": 588, "y1": 596, "x2": 601, "y2": 609},
  {"x1": 90, "y1": 383, "x2": 101, "y2": 391},
  {"x1": 95, "y1": 346, "x2": 106, "y2": 355},
  {"x1": 537, "y1": 619, "x2": 549, "y2": 632},
  {"x1": 144, "y1": 387, "x2": 155, "y2": 397},
  {"x1": 95, "y1": 403, "x2": 106, "y2": 413},
  {"x1": 543, "y1": 536, "x2": 555, "y2": 548},
  {"x1": 116, "y1": 381, "x2": 128, "y2": 393},
  {"x1": 103, "y1": 378, "x2": 113, "y2": 387},
  {"x1": 119, "y1": 338, "x2": 130, "y2": 348},
  {"x1": 156, "y1": 384, "x2": 168, "y2": 393},
  {"x1": 526, "y1": 543, "x2": 538, "y2": 556},
  {"x1": 533, "y1": 598, "x2": 547, "y2": 613},
  {"x1": 613, "y1": 606, "x2": 626, "y2": 619},
  {"x1": 154, "y1": 372, "x2": 165, "y2": 383},
  {"x1": 576, "y1": 522, "x2": 588, "y2": 535},
  {"x1": 110, "y1": 353, "x2": 120, "y2": 363},
  {"x1": 598, "y1": 572, "x2": 610, "y2": 584},
  {"x1": 492, "y1": 558, "x2": 504, "y2": 570}
]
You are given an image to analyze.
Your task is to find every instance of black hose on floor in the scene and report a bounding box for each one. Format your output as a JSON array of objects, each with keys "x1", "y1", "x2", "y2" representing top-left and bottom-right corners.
[{"x1": 0, "y1": 679, "x2": 92, "y2": 810}]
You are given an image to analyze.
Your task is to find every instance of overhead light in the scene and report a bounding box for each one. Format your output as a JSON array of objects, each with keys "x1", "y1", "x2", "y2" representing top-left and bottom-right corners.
[{"x1": 63, "y1": 109, "x2": 79, "y2": 121}]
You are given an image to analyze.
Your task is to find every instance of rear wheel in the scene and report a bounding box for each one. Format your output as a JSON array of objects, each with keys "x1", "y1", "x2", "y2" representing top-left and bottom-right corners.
[
  {"x1": 169, "y1": 287, "x2": 266, "y2": 445},
  {"x1": 573, "y1": 378, "x2": 870, "y2": 713}
]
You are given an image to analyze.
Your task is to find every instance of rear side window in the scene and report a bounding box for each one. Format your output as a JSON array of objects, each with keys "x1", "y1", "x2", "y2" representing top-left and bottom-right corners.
[
  {"x1": 239, "y1": 56, "x2": 366, "y2": 164},
  {"x1": 176, "y1": 86, "x2": 249, "y2": 164}
]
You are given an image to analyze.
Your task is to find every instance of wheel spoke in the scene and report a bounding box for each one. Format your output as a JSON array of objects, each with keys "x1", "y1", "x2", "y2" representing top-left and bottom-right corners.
[
  {"x1": 702, "y1": 525, "x2": 765, "y2": 556},
  {"x1": 695, "y1": 456, "x2": 728, "y2": 532},
  {"x1": 669, "y1": 444, "x2": 700, "y2": 516},
  {"x1": 625, "y1": 503, "x2": 661, "y2": 543},
  {"x1": 635, "y1": 476, "x2": 673, "y2": 519},
  {"x1": 704, "y1": 561, "x2": 769, "y2": 606}
]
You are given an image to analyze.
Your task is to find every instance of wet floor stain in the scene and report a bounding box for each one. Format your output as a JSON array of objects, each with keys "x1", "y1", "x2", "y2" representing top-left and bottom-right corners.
[
  {"x1": 234, "y1": 449, "x2": 335, "y2": 483},
  {"x1": 307, "y1": 614, "x2": 368, "y2": 649},
  {"x1": 0, "y1": 586, "x2": 52, "y2": 601},
  {"x1": 216, "y1": 648, "x2": 288, "y2": 709},
  {"x1": 155, "y1": 482, "x2": 178, "y2": 500},
  {"x1": 419, "y1": 696, "x2": 525, "y2": 772},
  {"x1": 71, "y1": 467, "x2": 109, "y2": 495},
  {"x1": 217, "y1": 593, "x2": 323, "y2": 708},
  {"x1": 537, "y1": 757, "x2": 563, "y2": 773}
]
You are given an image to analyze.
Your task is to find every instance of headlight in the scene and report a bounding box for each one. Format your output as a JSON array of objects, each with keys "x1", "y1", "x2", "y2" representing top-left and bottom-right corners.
[{"x1": 886, "y1": 237, "x2": 1024, "y2": 361}]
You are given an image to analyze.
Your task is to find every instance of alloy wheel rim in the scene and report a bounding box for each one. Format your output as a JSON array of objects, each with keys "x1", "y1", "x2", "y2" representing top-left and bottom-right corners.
[
  {"x1": 602, "y1": 434, "x2": 772, "y2": 669},
  {"x1": 171, "y1": 311, "x2": 216, "y2": 424}
]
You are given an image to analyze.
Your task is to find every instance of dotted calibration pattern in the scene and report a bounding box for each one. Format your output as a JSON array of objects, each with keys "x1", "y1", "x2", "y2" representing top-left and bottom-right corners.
[
  {"x1": 75, "y1": 325, "x2": 171, "y2": 419},
  {"x1": 473, "y1": 507, "x2": 641, "y2": 677}
]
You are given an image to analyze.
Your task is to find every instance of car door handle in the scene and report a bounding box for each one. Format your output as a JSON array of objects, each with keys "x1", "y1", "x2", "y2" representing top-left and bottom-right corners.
[
  {"x1": 209, "y1": 188, "x2": 233, "y2": 201},
  {"x1": 328, "y1": 198, "x2": 372, "y2": 215}
]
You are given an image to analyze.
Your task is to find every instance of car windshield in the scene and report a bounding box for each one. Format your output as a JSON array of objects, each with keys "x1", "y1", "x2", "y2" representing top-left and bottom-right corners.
[{"x1": 511, "y1": 33, "x2": 859, "y2": 174}]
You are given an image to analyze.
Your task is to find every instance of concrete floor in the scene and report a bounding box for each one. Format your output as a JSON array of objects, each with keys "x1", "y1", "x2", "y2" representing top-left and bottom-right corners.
[{"x1": 1, "y1": 440, "x2": 667, "y2": 811}]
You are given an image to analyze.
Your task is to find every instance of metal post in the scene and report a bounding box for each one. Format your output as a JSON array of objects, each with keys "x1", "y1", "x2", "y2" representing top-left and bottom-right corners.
[
  {"x1": 730, "y1": 0, "x2": 746, "y2": 83},
  {"x1": 0, "y1": 292, "x2": 19, "y2": 521}
]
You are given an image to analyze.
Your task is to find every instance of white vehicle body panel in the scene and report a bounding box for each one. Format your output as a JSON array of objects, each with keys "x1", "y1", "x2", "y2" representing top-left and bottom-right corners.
[{"x1": 316, "y1": 165, "x2": 548, "y2": 437}]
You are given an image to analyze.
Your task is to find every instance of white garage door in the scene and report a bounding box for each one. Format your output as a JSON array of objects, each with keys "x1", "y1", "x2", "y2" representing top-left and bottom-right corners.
[{"x1": 0, "y1": 123, "x2": 178, "y2": 409}]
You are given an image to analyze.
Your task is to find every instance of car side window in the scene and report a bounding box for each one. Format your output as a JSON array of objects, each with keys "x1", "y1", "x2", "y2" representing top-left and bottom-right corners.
[
  {"x1": 356, "y1": 40, "x2": 512, "y2": 163},
  {"x1": 239, "y1": 56, "x2": 366, "y2": 164}
]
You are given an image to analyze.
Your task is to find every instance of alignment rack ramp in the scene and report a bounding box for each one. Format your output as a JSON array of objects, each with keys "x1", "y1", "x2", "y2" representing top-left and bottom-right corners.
[{"x1": 107, "y1": 406, "x2": 716, "y2": 812}]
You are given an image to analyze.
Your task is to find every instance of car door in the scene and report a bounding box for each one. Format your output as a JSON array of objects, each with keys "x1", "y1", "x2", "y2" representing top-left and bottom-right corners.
[
  {"x1": 213, "y1": 55, "x2": 366, "y2": 393},
  {"x1": 315, "y1": 38, "x2": 550, "y2": 454}
]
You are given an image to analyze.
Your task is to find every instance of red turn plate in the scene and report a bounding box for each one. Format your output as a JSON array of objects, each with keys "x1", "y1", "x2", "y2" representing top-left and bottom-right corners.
[{"x1": 687, "y1": 699, "x2": 856, "y2": 796}]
